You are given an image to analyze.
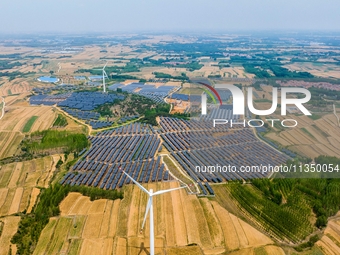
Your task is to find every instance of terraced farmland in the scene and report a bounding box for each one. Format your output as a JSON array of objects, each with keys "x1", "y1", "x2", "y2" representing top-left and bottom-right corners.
[
  {"x1": 33, "y1": 182, "x2": 284, "y2": 255},
  {"x1": 0, "y1": 155, "x2": 61, "y2": 255}
]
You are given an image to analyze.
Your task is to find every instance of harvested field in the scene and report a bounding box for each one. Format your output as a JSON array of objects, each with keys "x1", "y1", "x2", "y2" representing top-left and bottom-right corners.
[
  {"x1": 264, "y1": 113, "x2": 340, "y2": 158},
  {"x1": 316, "y1": 214, "x2": 340, "y2": 255},
  {"x1": 27, "y1": 187, "x2": 40, "y2": 213},
  {"x1": 7, "y1": 187, "x2": 23, "y2": 215},
  {"x1": 0, "y1": 216, "x2": 21, "y2": 255},
  {"x1": 0, "y1": 156, "x2": 59, "y2": 217},
  {"x1": 34, "y1": 182, "x2": 278, "y2": 255}
]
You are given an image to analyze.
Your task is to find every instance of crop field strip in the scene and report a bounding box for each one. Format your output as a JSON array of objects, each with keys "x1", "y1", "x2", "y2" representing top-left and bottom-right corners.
[
  {"x1": 61, "y1": 123, "x2": 172, "y2": 190},
  {"x1": 158, "y1": 117, "x2": 289, "y2": 194},
  {"x1": 32, "y1": 182, "x2": 282, "y2": 255},
  {"x1": 0, "y1": 156, "x2": 58, "y2": 217}
]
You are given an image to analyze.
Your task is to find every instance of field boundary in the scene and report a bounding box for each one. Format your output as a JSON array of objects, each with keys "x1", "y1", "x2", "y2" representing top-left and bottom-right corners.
[
  {"x1": 333, "y1": 104, "x2": 340, "y2": 127},
  {"x1": 0, "y1": 96, "x2": 5, "y2": 120}
]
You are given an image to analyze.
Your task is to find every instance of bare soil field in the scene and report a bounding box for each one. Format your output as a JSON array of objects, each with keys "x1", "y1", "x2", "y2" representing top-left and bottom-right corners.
[
  {"x1": 285, "y1": 63, "x2": 340, "y2": 79},
  {"x1": 264, "y1": 113, "x2": 340, "y2": 158},
  {"x1": 33, "y1": 182, "x2": 284, "y2": 255}
]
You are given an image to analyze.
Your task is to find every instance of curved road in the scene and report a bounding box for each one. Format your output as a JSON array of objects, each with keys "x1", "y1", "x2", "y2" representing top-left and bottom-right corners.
[{"x1": 0, "y1": 96, "x2": 5, "y2": 120}]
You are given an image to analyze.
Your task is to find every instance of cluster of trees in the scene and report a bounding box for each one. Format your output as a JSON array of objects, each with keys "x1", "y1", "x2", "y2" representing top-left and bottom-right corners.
[
  {"x1": 11, "y1": 183, "x2": 123, "y2": 255},
  {"x1": 229, "y1": 165, "x2": 340, "y2": 244},
  {"x1": 77, "y1": 62, "x2": 140, "y2": 75},
  {"x1": 142, "y1": 104, "x2": 189, "y2": 126},
  {"x1": 0, "y1": 60, "x2": 23, "y2": 70},
  {"x1": 307, "y1": 87, "x2": 340, "y2": 104},
  {"x1": 0, "y1": 71, "x2": 36, "y2": 81},
  {"x1": 228, "y1": 182, "x2": 313, "y2": 242},
  {"x1": 22, "y1": 130, "x2": 88, "y2": 155},
  {"x1": 153, "y1": 72, "x2": 188, "y2": 81},
  {"x1": 252, "y1": 179, "x2": 283, "y2": 205},
  {"x1": 227, "y1": 56, "x2": 314, "y2": 78}
]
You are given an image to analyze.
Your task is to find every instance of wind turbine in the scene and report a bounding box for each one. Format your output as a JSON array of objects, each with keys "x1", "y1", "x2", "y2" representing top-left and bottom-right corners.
[
  {"x1": 94, "y1": 62, "x2": 108, "y2": 93},
  {"x1": 120, "y1": 168, "x2": 186, "y2": 255}
]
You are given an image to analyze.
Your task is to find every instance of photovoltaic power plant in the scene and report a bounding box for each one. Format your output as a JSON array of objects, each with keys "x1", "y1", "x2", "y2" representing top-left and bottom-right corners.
[
  {"x1": 30, "y1": 91, "x2": 124, "y2": 110},
  {"x1": 60, "y1": 123, "x2": 173, "y2": 189},
  {"x1": 158, "y1": 117, "x2": 289, "y2": 194},
  {"x1": 109, "y1": 83, "x2": 178, "y2": 103}
]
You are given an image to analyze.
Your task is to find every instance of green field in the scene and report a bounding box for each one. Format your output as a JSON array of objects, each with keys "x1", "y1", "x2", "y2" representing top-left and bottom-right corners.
[
  {"x1": 226, "y1": 176, "x2": 340, "y2": 243},
  {"x1": 52, "y1": 114, "x2": 68, "y2": 127},
  {"x1": 23, "y1": 116, "x2": 39, "y2": 132}
]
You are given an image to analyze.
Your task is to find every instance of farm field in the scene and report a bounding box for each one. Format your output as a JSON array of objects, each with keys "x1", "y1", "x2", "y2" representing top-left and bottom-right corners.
[
  {"x1": 284, "y1": 62, "x2": 340, "y2": 79},
  {"x1": 316, "y1": 212, "x2": 340, "y2": 255},
  {"x1": 264, "y1": 114, "x2": 340, "y2": 158},
  {"x1": 33, "y1": 182, "x2": 282, "y2": 255},
  {"x1": 0, "y1": 216, "x2": 21, "y2": 255},
  {"x1": 0, "y1": 155, "x2": 60, "y2": 254},
  {"x1": 0, "y1": 102, "x2": 57, "y2": 159},
  {"x1": 0, "y1": 155, "x2": 60, "y2": 216}
]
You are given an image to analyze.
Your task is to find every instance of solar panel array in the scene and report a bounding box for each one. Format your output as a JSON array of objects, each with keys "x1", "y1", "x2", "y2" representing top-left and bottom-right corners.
[
  {"x1": 60, "y1": 123, "x2": 172, "y2": 189},
  {"x1": 108, "y1": 83, "x2": 178, "y2": 103},
  {"x1": 118, "y1": 115, "x2": 139, "y2": 124},
  {"x1": 62, "y1": 108, "x2": 100, "y2": 121},
  {"x1": 30, "y1": 92, "x2": 124, "y2": 111},
  {"x1": 159, "y1": 117, "x2": 289, "y2": 186},
  {"x1": 216, "y1": 89, "x2": 232, "y2": 101},
  {"x1": 58, "y1": 92, "x2": 125, "y2": 111},
  {"x1": 32, "y1": 85, "x2": 79, "y2": 95},
  {"x1": 89, "y1": 121, "x2": 114, "y2": 129},
  {"x1": 96, "y1": 123, "x2": 156, "y2": 136},
  {"x1": 30, "y1": 93, "x2": 72, "y2": 105},
  {"x1": 199, "y1": 107, "x2": 240, "y2": 121},
  {"x1": 170, "y1": 93, "x2": 201, "y2": 102}
]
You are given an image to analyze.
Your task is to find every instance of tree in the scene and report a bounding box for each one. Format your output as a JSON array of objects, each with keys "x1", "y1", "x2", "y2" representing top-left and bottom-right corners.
[{"x1": 316, "y1": 215, "x2": 327, "y2": 228}]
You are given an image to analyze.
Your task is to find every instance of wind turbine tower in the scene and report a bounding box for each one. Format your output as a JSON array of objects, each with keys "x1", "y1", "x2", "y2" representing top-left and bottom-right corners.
[
  {"x1": 102, "y1": 62, "x2": 108, "y2": 93},
  {"x1": 94, "y1": 62, "x2": 108, "y2": 93},
  {"x1": 121, "y1": 168, "x2": 186, "y2": 255}
]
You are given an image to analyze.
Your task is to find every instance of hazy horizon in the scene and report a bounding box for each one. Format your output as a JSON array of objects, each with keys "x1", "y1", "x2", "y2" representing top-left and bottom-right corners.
[{"x1": 1, "y1": 0, "x2": 340, "y2": 34}]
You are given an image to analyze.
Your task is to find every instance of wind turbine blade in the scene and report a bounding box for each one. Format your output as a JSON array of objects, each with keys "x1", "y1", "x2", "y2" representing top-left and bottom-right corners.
[
  {"x1": 152, "y1": 186, "x2": 186, "y2": 196},
  {"x1": 141, "y1": 197, "x2": 151, "y2": 230},
  {"x1": 103, "y1": 70, "x2": 108, "y2": 78},
  {"x1": 121, "y1": 170, "x2": 150, "y2": 195},
  {"x1": 103, "y1": 62, "x2": 108, "y2": 69}
]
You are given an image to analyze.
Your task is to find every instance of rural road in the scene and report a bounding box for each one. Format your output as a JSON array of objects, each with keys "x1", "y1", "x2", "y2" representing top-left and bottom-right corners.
[
  {"x1": 333, "y1": 104, "x2": 340, "y2": 127},
  {"x1": 0, "y1": 96, "x2": 5, "y2": 120}
]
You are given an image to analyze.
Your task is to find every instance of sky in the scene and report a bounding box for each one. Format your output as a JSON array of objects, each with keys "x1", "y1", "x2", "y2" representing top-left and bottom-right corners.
[{"x1": 0, "y1": 0, "x2": 339, "y2": 34}]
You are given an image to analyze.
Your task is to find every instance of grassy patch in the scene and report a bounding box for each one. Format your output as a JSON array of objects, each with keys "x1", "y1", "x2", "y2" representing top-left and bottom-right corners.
[
  {"x1": 23, "y1": 116, "x2": 38, "y2": 132},
  {"x1": 308, "y1": 114, "x2": 322, "y2": 120},
  {"x1": 22, "y1": 130, "x2": 89, "y2": 154},
  {"x1": 52, "y1": 114, "x2": 68, "y2": 127}
]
